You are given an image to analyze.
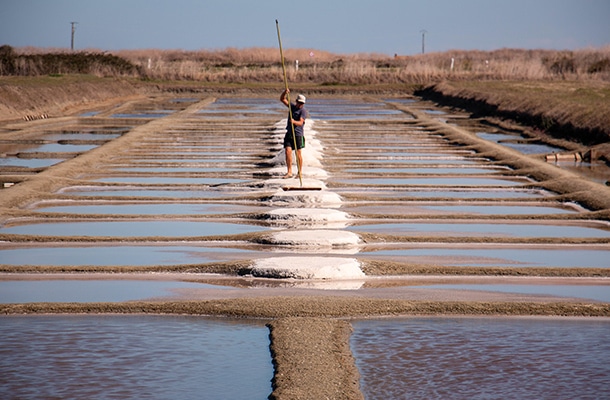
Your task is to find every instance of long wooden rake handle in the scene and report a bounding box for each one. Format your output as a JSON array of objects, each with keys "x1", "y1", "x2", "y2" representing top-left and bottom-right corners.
[{"x1": 276, "y1": 19, "x2": 303, "y2": 187}]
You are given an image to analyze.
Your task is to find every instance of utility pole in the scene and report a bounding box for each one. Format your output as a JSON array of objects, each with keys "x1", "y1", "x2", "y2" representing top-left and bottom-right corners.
[
  {"x1": 70, "y1": 22, "x2": 78, "y2": 51},
  {"x1": 420, "y1": 29, "x2": 427, "y2": 54}
]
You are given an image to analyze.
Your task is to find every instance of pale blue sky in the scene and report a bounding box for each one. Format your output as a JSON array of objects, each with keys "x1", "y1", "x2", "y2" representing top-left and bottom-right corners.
[{"x1": 1, "y1": 0, "x2": 608, "y2": 55}]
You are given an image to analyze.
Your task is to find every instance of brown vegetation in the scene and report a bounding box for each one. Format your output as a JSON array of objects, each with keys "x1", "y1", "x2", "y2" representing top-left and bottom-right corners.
[
  {"x1": 3, "y1": 45, "x2": 610, "y2": 84},
  {"x1": 119, "y1": 46, "x2": 610, "y2": 84},
  {"x1": 1, "y1": 45, "x2": 609, "y2": 150},
  {"x1": 0, "y1": 45, "x2": 139, "y2": 77}
]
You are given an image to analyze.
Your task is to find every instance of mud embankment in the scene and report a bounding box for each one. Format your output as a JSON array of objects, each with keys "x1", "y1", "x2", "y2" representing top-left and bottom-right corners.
[
  {"x1": 415, "y1": 82, "x2": 610, "y2": 163},
  {"x1": 0, "y1": 78, "x2": 143, "y2": 122}
]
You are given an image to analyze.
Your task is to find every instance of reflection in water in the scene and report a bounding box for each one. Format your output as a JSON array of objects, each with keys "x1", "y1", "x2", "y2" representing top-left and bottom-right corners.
[
  {"x1": 0, "y1": 316, "x2": 272, "y2": 399},
  {"x1": 352, "y1": 317, "x2": 610, "y2": 400}
]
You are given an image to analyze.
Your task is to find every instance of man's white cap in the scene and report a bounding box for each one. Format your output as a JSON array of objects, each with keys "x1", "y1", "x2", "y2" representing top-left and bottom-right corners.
[{"x1": 296, "y1": 94, "x2": 306, "y2": 104}]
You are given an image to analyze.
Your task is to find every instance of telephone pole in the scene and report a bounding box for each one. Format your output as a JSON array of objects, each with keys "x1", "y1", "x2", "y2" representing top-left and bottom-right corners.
[
  {"x1": 70, "y1": 22, "x2": 78, "y2": 51},
  {"x1": 420, "y1": 29, "x2": 427, "y2": 54}
]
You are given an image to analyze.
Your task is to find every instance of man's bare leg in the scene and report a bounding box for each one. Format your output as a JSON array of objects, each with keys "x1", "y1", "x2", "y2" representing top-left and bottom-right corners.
[
  {"x1": 295, "y1": 148, "x2": 303, "y2": 179},
  {"x1": 284, "y1": 146, "x2": 293, "y2": 178}
]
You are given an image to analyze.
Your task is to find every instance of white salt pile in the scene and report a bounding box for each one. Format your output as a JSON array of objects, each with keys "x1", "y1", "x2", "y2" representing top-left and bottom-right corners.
[
  {"x1": 251, "y1": 256, "x2": 364, "y2": 279},
  {"x1": 254, "y1": 117, "x2": 365, "y2": 280}
]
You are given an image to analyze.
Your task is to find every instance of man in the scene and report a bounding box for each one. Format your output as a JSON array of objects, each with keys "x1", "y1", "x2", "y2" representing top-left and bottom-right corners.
[{"x1": 279, "y1": 88, "x2": 307, "y2": 179}]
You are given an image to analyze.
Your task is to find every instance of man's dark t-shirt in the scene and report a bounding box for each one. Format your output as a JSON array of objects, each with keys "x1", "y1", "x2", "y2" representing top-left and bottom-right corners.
[{"x1": 286, "y1": 103, "x2": 307, "y2": 136}]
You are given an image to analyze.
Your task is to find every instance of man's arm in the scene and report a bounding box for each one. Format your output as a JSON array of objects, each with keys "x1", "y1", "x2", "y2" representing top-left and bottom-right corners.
[
  {"x1": 280, "y1": 89, "x2": 290, "y2": 107},
  {"x1": 291, "y1": 115, "x2": 305, "y2": 126}
]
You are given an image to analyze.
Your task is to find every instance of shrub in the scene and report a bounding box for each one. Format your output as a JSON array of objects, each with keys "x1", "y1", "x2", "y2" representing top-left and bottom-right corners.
[
  {"x1": 0, "y1": 45, "x2": 16, "y2": 75},
  {"x1": 588, "y1": 58, "x2": 610, "y2": 73},
  {"x1": 0, "y1": 48, "x2": 140, "y2": 77}
]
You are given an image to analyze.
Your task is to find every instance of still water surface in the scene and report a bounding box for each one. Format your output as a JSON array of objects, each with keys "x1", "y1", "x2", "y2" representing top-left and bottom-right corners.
[
  {"x1": 0, "y1": 315, "x2": 272, "y2": 399},
  {"x1": 0, "y1": 220, "x2": 267, "y2": 237},
  {"x1": 352, "y1": 317, "x2": 610, "y2": 400},
  {"x1": 0, "y1": 245, "x2": 252, "y2": 266},
  {"x1": 0, "y1": 280, "x2": 229, "y2": 303}
]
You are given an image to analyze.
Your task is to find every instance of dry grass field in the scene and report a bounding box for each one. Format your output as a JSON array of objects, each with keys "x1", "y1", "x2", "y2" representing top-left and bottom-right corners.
[
  {"x1": 5, "y1": 45, "x2": 610, "y2": 83},
  {"x1": 1, "y1": 45, "x2": 609, "y2": 149}
]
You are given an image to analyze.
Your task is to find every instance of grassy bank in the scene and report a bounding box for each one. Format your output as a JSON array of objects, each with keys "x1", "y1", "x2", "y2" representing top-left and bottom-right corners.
[
  {"x1": 416, "y1": 80, "x2": 610, "y2": 147},
  {"x1": 0, "y1": 74, "x2": 142, "y2": 120},
  {"x1": 115, "y1": 46, "x2": 610, "y2": 84}
]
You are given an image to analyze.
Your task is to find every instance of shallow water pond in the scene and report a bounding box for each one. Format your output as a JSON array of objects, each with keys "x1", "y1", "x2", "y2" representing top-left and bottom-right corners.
[
  {"x1": 0, "y1": 220, "x2": 268, "y2": 237},
  {"x1": 351, "y1": 157, "x2": 484, "y2": 165},
  {"x1": 0, "y1": 280, "x2": 230, "y2": 303},
  {"x1": 343, "y1": 203, "x2": 577, "y2": 216},
  {"x1": 476, "y1": 132, "x2": 564, "y2": 154},
  {"x1": 351, "y1": 317, "x2": 610, "y2": 400},
  {"x1": 335, "y1": 177, "x2": 527, "y2": 186},
  {"x1": 0, "y1": 316, "x2": 272, "y2": 400},
  {"x1": 415, "y1": 284, "x2": 610, "y2": 302},
  {"x1": 108, "y1": 166, "x2": 240, "y2": 173},
  {"x1": 111, "y1": 112, "x2": 174, "y2": 118},
  {"x1": 0, "y1": 157, "x2": 66, "y2": 168},
  {"x1": 57, "y1": 186, "x2": 240, "y2": 199},
  {"x1": 421, "y1": 204, "x2": 577, "y2": 215},
  {"x1": 92, "y1": 177, "x2": 246, "y2": 185},
  {"x1": 0, "y1": 244, "x2": 253, "y2": 266},
  {"x1": 335, "y1": 187, "x2": 550, "y2": 199},
  {"x1": 44, "y1": 133, "x2": 121, "y2": 141},
  {"x1": 21, "y1": 143, "x2": 98, "y2": 153},
  {"x1": 345, "y1": 167, "x2": 503, "y2": 175},
  {"x1": 33, "y1": 202, "x2": 268, "y2": 215},
  {"x1": 348, "y1": 221, "x2": 610, "y2": 238},
  {"x1": 553, "y1": 160, "x2": 610, "y2": 185},
  {"x1": 362, "y1": 247, "x2": 610, "y2": 268}
]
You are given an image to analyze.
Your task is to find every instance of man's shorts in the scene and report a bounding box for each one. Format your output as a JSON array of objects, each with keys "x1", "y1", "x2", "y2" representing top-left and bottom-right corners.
[{"x1": 284, "y1": 134, "x2": 305, "y2": 150}]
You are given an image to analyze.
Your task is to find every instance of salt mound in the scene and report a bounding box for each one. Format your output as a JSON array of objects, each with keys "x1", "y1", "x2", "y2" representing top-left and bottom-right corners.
[
  {"x1": 267, "y1": 147, "x2": 323, "y2": 169},
  {"x1": 269, "y1": 189, "x2": 342, "y2": 207},
  {"x1": 251, "y1": 256, "x2": 364, "y2": 279},
  {"x1": 266, "y1": 208, "x2": 350, "y2": 224},
  {"x1": 260, "y1": 178, "x2": 328, "y2": 191},
  {"x1": 268, "y1": 229, "x2": 360, "y2": 247}
]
